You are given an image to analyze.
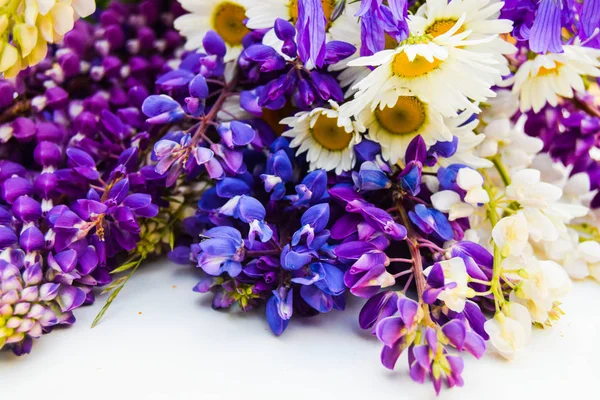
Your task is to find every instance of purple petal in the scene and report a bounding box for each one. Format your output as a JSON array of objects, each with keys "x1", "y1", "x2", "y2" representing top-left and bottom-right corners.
[
  {"x1": 359, "y1": 291, "x2": 399, "y2": 330},
  {"x1": 530, "y1": 0, "x2": 563, "y2": 54},
  {"x1": 324, "y1": 41, "x2": 356, "y2": 64},
  {"x1": 0, "y1": 226, "x2": 17, "y2": 249},
  {"x1": 381, "y1": 343, "x2": 402, "y2": 370},
  {"x1": 296, "y1": 0, "x2": 327, "y2": 68},
  {"x1": 464, "y1": 331, "x2": 486, "y2": 359},
  {"x1": 397, "y1": 296, "x2": 419, "y2": 326},
  {"x1": 413, "y1": 344, "x2": 431, "y2": 370},
  {"x1": 57, "y1": 285, "x2": 86, "y2": 312},
  {"x1": 376, "y1": 316, "x2": 405, "y2": 347},
  {"x1": 203, "y1": 30, "x2": 227, "y2": 57},
  {"x1": 427, "y1": 262, "x2": 445, "y2": 288},
  {"x1": 582, "y1": 0, "x2": 600, "y2": 37},
  {"x1": 442, "y1": 320, "x2": 467, "y2": 350}
]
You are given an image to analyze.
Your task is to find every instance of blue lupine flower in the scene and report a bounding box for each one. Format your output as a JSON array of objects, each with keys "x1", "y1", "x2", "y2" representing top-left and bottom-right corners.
[
  {"x1": 266, "y1": 287, "x2": 293, "y2": 335},
  {"x1": 287, "y1": 169, "x2": 329, "y2": 207},
  {"x1": 261, "y1": 149, "x2": 293, "y2": 200},
  {"x1": 195, "y1": 226, "x2": 245, "y2": 277},
  {"x1": 409, "y1": 204, "x2": 454, "y2": 241},
  {"x1": 220, "y1": 195, "x2": 273, "y2": 243},
  {"x1": 353, "y1": 161, "x2": 391, "y2": 192},
  {"x1": 142, "y1": 95, "x2": 185, "y2": 124},
  {"x1": 291, "y1": 203, "x2": 330, "y2": 249}
]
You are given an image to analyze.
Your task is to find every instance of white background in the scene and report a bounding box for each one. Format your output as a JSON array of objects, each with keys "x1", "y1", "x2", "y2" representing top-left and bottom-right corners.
[{"x1": 1, "y1": 260, "x2": 599, "y2": 400}]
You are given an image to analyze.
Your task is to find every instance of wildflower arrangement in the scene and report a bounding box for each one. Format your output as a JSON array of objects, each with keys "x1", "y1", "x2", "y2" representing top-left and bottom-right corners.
[{"x1": 1, "y1": 0, "x2": 600, "y2": 395}]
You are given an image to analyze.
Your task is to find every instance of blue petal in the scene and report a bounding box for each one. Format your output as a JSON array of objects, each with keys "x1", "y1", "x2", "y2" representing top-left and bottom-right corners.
[
  {"x1": 230, "y1": 121, "x2": 256, "y2": 146},
  {"x1": 266, "y1": 295, "x2": 289, "y2": 335},
  {"x1": 142, "y1": 94, "x2": 181, "y2": 116},
  {"x1": 353, "y1": 161, "x2": 390, "y2": 192},
  {"x1": 300, "y1": 203, "x2": 329, "y2": 232},
  {"x1": 398, "y1": 161, "x2": 422, "y2": 196},
  {"x1": 189, "y1": 74, "x2": 209, "y2": 99},
  {"x1": 216, "y1": 178, "x2": 251, "y2": 198},
  {"x1": 238, "y1": 196, "x2": 266, "y2": 222},
  {"x1": 281, "y1": 245, "x2": 313, "y2": 271},
  {"x1": 156, "y1": 70, "x2": 195, "y2": 89},
  {"x1": 300, "y1": 285, "x2": 333, "y2": 313},
  {"x1": 315, "y1": 263, "x2": 345, "y2": 296}
]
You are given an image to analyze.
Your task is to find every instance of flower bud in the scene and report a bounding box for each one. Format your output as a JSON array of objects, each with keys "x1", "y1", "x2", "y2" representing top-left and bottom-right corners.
[{"x1": 12, "y1": 196, "x2": 42, "y2": 222}]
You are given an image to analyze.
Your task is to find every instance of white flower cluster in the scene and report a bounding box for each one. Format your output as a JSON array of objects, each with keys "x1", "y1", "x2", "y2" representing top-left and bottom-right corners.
[{"x1": 431, "y1": 94, "x2": 599, "y2": 359}]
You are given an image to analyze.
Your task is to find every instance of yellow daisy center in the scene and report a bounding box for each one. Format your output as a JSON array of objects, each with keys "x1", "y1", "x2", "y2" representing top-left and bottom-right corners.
[
  {"x1": 212, "y1": 2, "x2": 249, "y2": 46},
  {"x1": 392, "y1": 51, "x2": 443, "y2": 77},
  {"x1": 311, "y1": 113, "x2": 352, "y2": 151},
  {"x1": 425, "y1": 19, "x2": 464, "y2": 37},
  {"x1": 289, "y1": 0, "x2": 336, "y2": 30},
  {"x1": 375, "y1": 96, "x2": 427, "y2": 135},
  {"x1": 537, "y1": 62, "x2": 563, "y2": 77}
]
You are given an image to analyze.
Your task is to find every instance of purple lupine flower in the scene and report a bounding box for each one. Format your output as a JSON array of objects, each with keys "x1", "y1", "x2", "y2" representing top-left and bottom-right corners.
[
  {"x1": 356, "y1": 0, "x2": 409, "y2": 56},
  {"x1": 0, "y1": 257, "x2": 84, "y2": 355},
  {"x1": 376, "y1": 296, "x2": 420, "y2": 369},
  {"x1": 529, "y1": 0, "x2": 564, "y2": 54},
  {"x1": 582, "y1": 0, "x2": 600, "y2": 37},
  {"x1": 240, "y1": 18, "x2": 354, "y2": 110},
  {"x1": 336, "y1": 240, "x2": 392, "y2": 298},
  {"x1": 296, "y1": 0, "x2": 327, "y2": 68}
]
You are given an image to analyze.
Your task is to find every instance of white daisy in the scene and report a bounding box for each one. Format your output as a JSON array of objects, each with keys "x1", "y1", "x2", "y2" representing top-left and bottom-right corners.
[
  {"x1": 409, "y1": 0, "x2": 516, "y2": 82},
  {"x1": 351, "y1": 88, "x2": 453, "y2": 163},
  {"x1": 513, "y1": 43, "x2": 600, "y2": 113},
  {"x1": 175, "y1": 0, "x2": 250, "y2": 61},
  {"x1": 281, "y1": 101, "x2": 364, "y2": 174},
  {"x1": 343, "y1": 27, "x2": 500, "y2": 119}
]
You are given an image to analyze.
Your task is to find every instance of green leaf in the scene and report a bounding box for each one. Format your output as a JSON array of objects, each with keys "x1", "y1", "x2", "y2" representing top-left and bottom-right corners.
[
  {"x1": 100, "y1": 276, "x2": 127, "y2": 294},
  {"x1": 110, "y1": 260, "x2": 140, "y2": 274},
  {"x1": 91, "y1": 258, "x2": 143, "y2": 328}
]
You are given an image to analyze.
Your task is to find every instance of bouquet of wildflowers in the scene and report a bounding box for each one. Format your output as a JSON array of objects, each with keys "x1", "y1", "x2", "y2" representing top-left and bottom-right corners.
[{"x1": 2, "y1": 0, "x2": 600, "y2": 394}]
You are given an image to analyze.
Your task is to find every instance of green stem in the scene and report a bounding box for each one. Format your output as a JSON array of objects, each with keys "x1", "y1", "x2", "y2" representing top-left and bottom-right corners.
[
  {"x1": 485, "y1": 197, "x2": 506, "y2": 311},
  {"x1": 91, "y1": 257, "x2": 143, "y2": 328},
  {"x1": 491, "y1": 156, "x2": 511, "y2": 187}
]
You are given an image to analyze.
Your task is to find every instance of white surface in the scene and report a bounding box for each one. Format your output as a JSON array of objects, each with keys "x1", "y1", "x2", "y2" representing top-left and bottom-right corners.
[{"x1": 1, "y1": 260, "x2": 599, "y2": 400}]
